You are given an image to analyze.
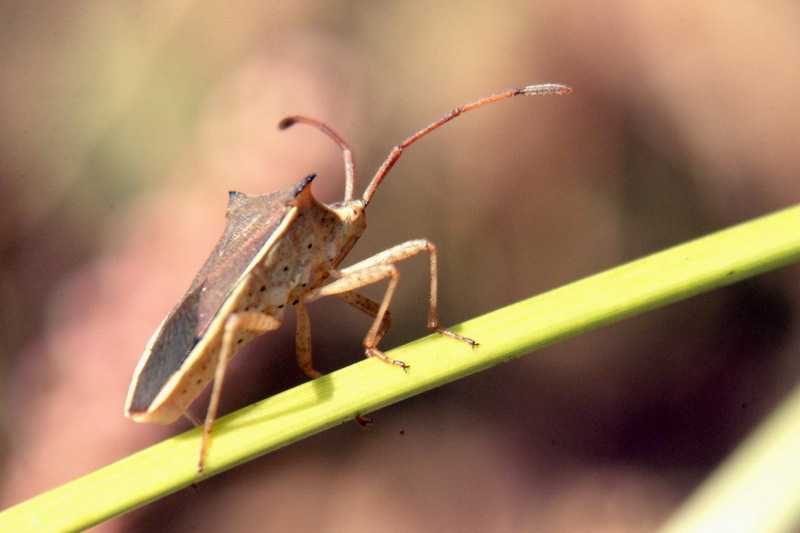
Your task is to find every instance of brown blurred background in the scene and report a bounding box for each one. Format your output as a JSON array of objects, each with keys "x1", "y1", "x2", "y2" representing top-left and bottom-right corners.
[{"x1": 2, "y1": 1, "x2": 800, "y2": 531}]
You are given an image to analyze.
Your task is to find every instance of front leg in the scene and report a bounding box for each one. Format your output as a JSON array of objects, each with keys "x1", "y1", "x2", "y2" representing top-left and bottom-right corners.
[
  {"x1": 305, "y1": 239, "x2": 477, "y2": 369},
  {"x1": 340, "y1": 239, "x2": 477, "y2": 345}
]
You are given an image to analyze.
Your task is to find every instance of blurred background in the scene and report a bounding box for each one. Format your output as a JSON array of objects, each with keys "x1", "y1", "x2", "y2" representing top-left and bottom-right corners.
[{"x1": 2, "y1": 1, "x2": 800, "y2": 531}]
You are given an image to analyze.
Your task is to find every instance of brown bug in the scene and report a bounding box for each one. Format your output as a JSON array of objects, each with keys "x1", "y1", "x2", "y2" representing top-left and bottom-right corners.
[{"x1": 125, "y1": 83, "x2": 572, "y2": 472}]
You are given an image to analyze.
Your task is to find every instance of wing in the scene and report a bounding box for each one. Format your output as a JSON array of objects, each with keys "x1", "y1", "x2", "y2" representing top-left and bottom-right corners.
[{"x1": 126, "y1": 174, "x2": 316, "y2": 415}]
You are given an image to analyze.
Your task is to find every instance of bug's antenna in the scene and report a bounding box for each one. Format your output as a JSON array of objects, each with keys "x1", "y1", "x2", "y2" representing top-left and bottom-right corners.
[
  {"x1": 279, "y1": 116, "x2": 356, "y2": 202},
  {"x1": 361, "y1": 83, "x2": 572, "y2": 206}
]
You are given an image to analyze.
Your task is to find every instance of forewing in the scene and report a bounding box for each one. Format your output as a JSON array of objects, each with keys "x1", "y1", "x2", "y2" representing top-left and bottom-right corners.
[{"x1": 127, "y1": 175, "x2": 315, "y2": 414}]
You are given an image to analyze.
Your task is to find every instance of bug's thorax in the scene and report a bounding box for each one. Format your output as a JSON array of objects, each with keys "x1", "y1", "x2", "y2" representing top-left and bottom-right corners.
[{"x1": 233, "y1": 183, "x2": 367, "y2": 316}]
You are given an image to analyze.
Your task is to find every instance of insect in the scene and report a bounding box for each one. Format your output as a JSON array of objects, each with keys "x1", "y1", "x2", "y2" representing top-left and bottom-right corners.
[{"x1": 125, "y1": 83, "x2": 572, "y2": 473}]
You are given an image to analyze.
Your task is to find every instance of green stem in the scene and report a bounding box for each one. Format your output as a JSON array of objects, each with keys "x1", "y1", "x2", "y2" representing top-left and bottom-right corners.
[{"x1": 2, "y1": 204, "x2": 800, "y2": 532}]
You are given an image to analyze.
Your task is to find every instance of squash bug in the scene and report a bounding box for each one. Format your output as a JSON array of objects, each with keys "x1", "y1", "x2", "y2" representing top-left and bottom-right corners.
[{"x1": 125, "y1": 83, "x2": 572, "y2": 472}]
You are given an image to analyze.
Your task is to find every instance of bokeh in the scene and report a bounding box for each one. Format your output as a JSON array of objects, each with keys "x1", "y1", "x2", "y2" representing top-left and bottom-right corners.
[{"x1": 2, "y1": 1, "x2": 800, "y2": 531}]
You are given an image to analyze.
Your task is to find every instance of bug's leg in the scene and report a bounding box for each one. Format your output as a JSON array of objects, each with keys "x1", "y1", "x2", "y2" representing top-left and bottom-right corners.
[
  {"x1": 183, "y1": 410, "x2": 202, "y2": 427},
  {"x1": 296, "y1": 295, "x2": 389, "y2": 377},
  {"x1": 336, "y1": 291, "x2": 392, "y2": 345},
  {"x1": 306, "y1": 263, "x2": 407, "y2": 368},
  {"x1": 299, "y1": 295, "x2": 377, "y2": 426},
  {"x1": 316, "y1": 239, "x2": 477, "y2": 346},
  {"x1": 306, "y1": 239, "x2": 476, "y2": 370},
  {"x1": 198, "y1": 311, "x2": 281, "y2": 474},
  {"x1": 295, "y1": 301, "x2": 322, "y2": 379}
]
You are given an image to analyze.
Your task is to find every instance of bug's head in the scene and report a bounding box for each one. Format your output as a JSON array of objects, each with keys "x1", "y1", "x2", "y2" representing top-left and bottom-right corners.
[{"x1": 331, "y1": 197, "x2": 365, "y2": 223}]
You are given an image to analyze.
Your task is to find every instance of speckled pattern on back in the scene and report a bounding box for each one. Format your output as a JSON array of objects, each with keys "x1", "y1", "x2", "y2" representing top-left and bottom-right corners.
[{"x1": 126, "y1": 175, "x2": 366, "y2": 423}]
